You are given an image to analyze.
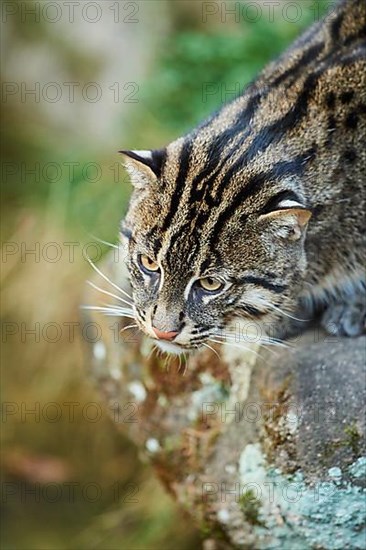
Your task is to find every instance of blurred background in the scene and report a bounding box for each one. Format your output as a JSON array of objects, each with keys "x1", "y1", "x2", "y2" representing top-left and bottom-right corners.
[{"x1": 1, "y1": 1, "x2": 327, "y2": 548}]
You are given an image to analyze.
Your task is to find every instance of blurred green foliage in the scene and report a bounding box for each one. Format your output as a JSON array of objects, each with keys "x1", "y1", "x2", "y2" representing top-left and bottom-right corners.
[{"x1": 138, "y1": 5, "x2": 328, "y2": 134}]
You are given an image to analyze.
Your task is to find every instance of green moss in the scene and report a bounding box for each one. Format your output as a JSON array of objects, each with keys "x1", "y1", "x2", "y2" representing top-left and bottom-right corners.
[
  {"x1": 239, "y1": 489, "x2": 265, "y2": 527},
  {"x1": 344, "y1": 423, "x2": 362, "y2": 455},
  {"x1": 199, "y1": 520, "x2": 211, "y2": 537},
  {"x1": 319, "y1": 423, "x2": 362, "y2": 467},
  {"x1": 199, "y1": 521, "x2": 228, "y2": 544}
]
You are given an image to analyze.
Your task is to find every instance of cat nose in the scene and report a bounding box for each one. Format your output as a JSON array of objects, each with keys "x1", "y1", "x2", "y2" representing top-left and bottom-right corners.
[{"x1": 152, "y1": 327, "x2": 179, "y2": 341}]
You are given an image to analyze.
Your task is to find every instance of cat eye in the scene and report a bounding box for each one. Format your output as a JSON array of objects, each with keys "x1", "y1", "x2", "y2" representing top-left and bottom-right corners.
[
  {"x1": 138, "y1": 254, "x2": 160, "y2": 273},
  {"x1": 198, "y1": 277, "x2": 224, "y2": 293}
]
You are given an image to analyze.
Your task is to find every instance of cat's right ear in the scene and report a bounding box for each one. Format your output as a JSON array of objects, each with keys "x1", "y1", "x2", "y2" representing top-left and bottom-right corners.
[{"x1": 119, "y1": 149, "x2": 165, "y2": 189}]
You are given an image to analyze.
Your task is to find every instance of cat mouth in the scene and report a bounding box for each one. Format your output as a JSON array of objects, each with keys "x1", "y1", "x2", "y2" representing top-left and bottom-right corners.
[
  {"x1": 134, "y1": 316, "x2": 202, "y2": 355},
  {"x1": 154, "y1": 339, "x2": 190, "y2": 355}
]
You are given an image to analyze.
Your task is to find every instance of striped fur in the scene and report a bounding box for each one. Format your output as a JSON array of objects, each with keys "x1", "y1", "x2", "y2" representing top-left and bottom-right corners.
[{"x1": 120, "y1": 0, "x2": 366, "y2": 352}]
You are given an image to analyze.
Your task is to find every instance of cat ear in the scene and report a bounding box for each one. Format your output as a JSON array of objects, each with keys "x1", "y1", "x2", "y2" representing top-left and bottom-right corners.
[
  {"x1": 119, "y1": 149, "x2": 165, "y2": 189},
  {"x1": 258, "y1": 208, "x2": 312, "y2": 241}
]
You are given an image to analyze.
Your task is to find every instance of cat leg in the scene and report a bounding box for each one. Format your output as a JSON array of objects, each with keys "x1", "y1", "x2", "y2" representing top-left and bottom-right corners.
[{"x1": 321, "y1": 286, "x2": 366, "y2": 337}]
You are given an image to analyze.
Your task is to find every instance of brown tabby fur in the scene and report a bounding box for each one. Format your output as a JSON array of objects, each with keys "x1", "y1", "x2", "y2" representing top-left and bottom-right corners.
[{"x1": 119, "y1": 0, "x2": 365, "y2": 353}]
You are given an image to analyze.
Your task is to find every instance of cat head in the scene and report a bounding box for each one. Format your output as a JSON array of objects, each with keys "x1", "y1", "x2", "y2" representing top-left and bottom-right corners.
[{"x1": 119, "y1": 138, "x2": 311, "y2": 355}]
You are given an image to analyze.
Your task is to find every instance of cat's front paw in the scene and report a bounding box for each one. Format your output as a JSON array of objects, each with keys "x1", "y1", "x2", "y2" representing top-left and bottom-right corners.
[{"x1": 321, "y1": 294, "x2": 366, "y2": 337}]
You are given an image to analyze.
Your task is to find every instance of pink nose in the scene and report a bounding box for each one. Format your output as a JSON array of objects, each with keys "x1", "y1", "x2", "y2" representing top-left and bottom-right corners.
[{"x1": 152, "y1": 327, "x2": 178, "y2": 341}]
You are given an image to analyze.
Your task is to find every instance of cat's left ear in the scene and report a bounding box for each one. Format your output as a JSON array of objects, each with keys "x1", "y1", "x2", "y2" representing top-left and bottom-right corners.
[
  {"x1": 258, "y1": 208, "x2": 312, "y2": 241},
  {"x1": 119, "y1": 149, "x2": 165, "y2": 189}
]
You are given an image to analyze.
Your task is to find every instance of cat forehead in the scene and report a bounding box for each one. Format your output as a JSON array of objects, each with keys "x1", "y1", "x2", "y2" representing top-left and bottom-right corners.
[
  {"x1": 163, "y1": 136, "x2": 304, "y2": 189},
  {"x1": 131, "y1": 227, "x2": 222, "y2": 275},
  {"x1": 162, "y1": 135, "x2": 225, "y2": 185}
]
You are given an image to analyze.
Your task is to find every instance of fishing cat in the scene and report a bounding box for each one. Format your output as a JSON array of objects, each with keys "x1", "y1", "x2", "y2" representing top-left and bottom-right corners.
[{"x1": 119, "y1": 0, "x2": 365, "y2": 355}]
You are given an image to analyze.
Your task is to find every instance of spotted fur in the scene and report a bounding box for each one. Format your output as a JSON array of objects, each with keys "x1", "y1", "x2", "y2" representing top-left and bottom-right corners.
[{"x1": 120, "y1": 0, "x2": 366, "y2": 353}]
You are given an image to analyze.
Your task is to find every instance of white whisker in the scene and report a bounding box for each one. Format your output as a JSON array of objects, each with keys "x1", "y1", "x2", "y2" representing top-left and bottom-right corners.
[
  {"x1": 147, "y1": 344, "x2": 157, "y2": 361},
  {"x1": 80, "y1": 305, "x2": 135, "y2": 319},
  {"x1": 104, "y1": 312, "x2": 133, "y2": 317},
  {"x1": 88, "y1": 233, "x2": 119, "y2": 249},
  {"x1": 181, "y1": 353, "x2": 188, "y2": 376},
  {"x1": 165, "y1": 353, "x2": 173, "y2": 372},
  {"x1": 212, "y1": 334, "x2": 284, "y2": 357},
  {"x1": 120, "y1": 323, "x2": 138, "y2": 334},
  {"x1": 214, "y1": 333, "x2": 289, "y2": 350},
  {"x1": 202, "y1": 342, "x2": 221, "y2": 361},
  {"x1": 265, "y1": 302, "x2": 310, "y2": 322},
  {"x1": 86, "y1": 280, "x2": 133, "y2": 308},
  {"x1": 85, "y1": 255, "x2": 133, "y2": 302},
  {"x1": 208, "y1": 338, "x2": 263, "y2": 360},
  {"x1": 262, "y1": 338, "x2": 290, "y2": 349},
  {"x1": 100, "y1": 301, "x2": 134, "y2": 314}
]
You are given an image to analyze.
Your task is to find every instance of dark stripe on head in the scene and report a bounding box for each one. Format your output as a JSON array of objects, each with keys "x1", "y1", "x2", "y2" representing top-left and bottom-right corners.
[
  {"x1": 330, "y1": 10, "x2": 344, "y2": 43},
  {"x1": 165, "y1": 220, "x2": 195, "y2": 270},
  {"x1": 155, "y1": 149, "x2": 167, "y2": 180},
  {"x1": 161, "y1": 139, "x2": 194, "y2": 232},
  {"x1": 260, "y1": 190, "x2": 304, "y2": 214},
  {"x1": 271, "y1": 41, "x2": 324, "y2": 89},
  {"x1": 345, "y1": 112, "x2": 358, "y2": 130},
  {"x1": 239, "y1": 276, "x2": 287, "y2": 294},
  {"x1": 188, "y1": 93, "x2": 262, "y2": 200},
  {"x1": 326, "y1": 91, "x2": 336, "y2": 110},
  {"x1": 150, "y1": 236, "x2": 162, "y2": 257},
  {"x1": 343, "y1": 25, "x2": 366, "y2": 47},
  {"x1": 166, "y1": 99, "x2": 264, "y2": 253},
  {"x1": 340, "y1": 91, "x2": 355, "y2": 104}
]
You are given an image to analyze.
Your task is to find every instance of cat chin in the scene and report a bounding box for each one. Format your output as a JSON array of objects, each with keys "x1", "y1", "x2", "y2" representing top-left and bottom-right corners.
[{"x1": 155, "y1": 339, "x2": 187, "y2": 356}]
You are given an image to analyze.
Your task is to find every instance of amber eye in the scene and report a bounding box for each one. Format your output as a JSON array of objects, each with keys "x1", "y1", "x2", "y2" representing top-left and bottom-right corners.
[
  {"x1": 198, "y1": 277, "x2": 224, "y2": 293},
  {"x1": 138, "y1": 254, "x2": 160, "y2": 273}
]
